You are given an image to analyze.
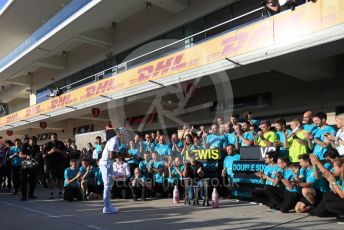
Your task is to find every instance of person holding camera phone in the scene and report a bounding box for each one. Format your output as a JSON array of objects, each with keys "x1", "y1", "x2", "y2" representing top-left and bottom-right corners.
[
  {"x1": 306, "y1": 112, "x2": 336, "y2": 160},
  {"x1": 99, "y1": 127, "x2": 127, "y2": 214},
  {"x1": 19, "y1": 136, "x2": 39, "y2": 201}
]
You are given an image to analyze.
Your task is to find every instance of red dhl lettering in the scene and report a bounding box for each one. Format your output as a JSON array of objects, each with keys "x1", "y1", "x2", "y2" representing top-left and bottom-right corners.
[
  {"x1": 51, "y1": 95, "x2": 72, "y2": 109},
  {"x1": 25, "y1": 105, "x2": 42, "y2": 117},
  {"x1": 137, "y1": 54, "x2": 186, "y2": 82},
  {"x1": 221, "y1": 32, "x2": 249, "y2": 56},
  {"x1": 84, "y1": 79, "x2": 116, "y2": 98},
  {"x1": 6, "y1": 113, "x2": 18, "y2": 123}
]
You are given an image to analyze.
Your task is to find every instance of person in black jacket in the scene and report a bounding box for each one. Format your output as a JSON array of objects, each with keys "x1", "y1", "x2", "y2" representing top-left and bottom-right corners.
[{"x1": 19, "y1": 136, "x2": 39, "y2": 201}]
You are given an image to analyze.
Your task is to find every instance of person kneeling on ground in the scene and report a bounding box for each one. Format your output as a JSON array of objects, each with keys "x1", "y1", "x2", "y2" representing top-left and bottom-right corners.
[
  {"x1": 130, "y1": 168, "x2": 146, "y2": 201},
  {"x1": 63, "y1": 159, "x2": 83, "y2": 202},
  {"x1": 267, "y1": 157, "x2": 301, "y2": 213},
  {"x1": 312, "y1": 158, "x2": 344, "y2": 224},
  {"x1": 79, "y1": 158, "x2": 96, "y2": 200}
]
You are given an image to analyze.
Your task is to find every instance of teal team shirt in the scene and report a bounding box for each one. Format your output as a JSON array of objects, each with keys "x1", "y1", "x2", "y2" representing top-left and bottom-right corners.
[
  {"x1": 206, "y1": 133, "x2": 226, "y2": 149},
  {"x1": 223, "y1": 153, "x2": 240, "y2": 178},
  {"x1": 277, "y1": 168, "x2": 298, "y2": 193},
  {"x1": 64, "y1": 167, "x2": 80, "y2": 187},
  {"x1": 241, "y1": 131, "x2": 254, "y2": 147},
  {"x1": 276, "y1": 130, "x2": 291, "y2": 158},
  {"x1": 142, "y1": 141, "x2": 155, "y2": 152},
  {"x1": 154, "y1": 144, "x2": 172, "y2": 156},
  {"x1": 303, "y1": 123, "x2": 317, "y2": 134},
  {"x1": 127, "y1": 148, "x2": 140, "y2": 165},
  {"x1": 94, "y1": 167, "x2": 103, "y2": 185},
  {"x1": 151, "y1": 160, "x2": 164, "y2": 183},
  {"x1": 9, "y1": 146, "x2": 21, "y2": 167},
  {"x1": 300, "y1": 167, "x2": 330, "y2": 192},
  {"x1": 313, "y1": 125, "x2": 336, "y2": 160},
  {"x1": 79, "y1": 166, "x2": 95, "y2": 184},
  {"x1": 169, "y1": 141, "x2": 183, "y2": 156},
  {"x1": 225, "y1": 132, "x2": 237, "y2": 146},
  {"x1": 263, "y1": 164, "x2": 279, "y2": 186},
  {"x1": 139, "y1": 160, "x2": 150, "y2": 176}
]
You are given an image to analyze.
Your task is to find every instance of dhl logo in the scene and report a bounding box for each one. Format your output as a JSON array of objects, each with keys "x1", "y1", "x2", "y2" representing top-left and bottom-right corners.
[
  {"x1": 84, "y1": 79, "x2": 116, "y2": 99},
  {"x1": 137, "y1": 54, "x2": 187, "y2": 82},
  {"x1": 25, "y1": 105, "x2": 42, "y2": 117},
  {"x1": 6, "y1": 113, "x2": 18, "y2": 123},
  {"x1": 185, "y1": 149, "x2": 221, "y2": 161},
  {"x1": 220, "y1": 24, "x2": 272, "y2": 57},
  {"x1": 50, "y1": 95, "x2": 73, "y2": 109}
]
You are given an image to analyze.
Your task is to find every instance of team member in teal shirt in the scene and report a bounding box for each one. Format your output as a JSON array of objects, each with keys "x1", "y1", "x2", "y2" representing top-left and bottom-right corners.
[
  {"x1": 142, "y1": 133, "x2": 155, "y2": 153},
  {"x1": 93, "y1": 136, "x2": 103, "y2": 160},
  {"x1": 268, "y1": 158, "x2": 301, "y2": 213},
  {"x1": 127, "y1": 140, "x2": 142, "y2": 173},
  {"x1": 237, "y1": 121, "x2": 254, "y2": 147},
  {"x1": 148, "y1": 152, "x2": 165, "y2": 197},
  {"x1": 9, "y1": 139, "x2": 22, "y2": 195},
  {"x1": 222, "y1": 144, "x2": 240, "y2": 197},
  {"x1": 294, "y1": 155, "x2": 328, "y2": 213},
  {"x1": 257, "y1": 151, "x2": 280, "y2": 208},
  {"x1": 154, "y1": 136, "x2": 172, "y2": 160},
  {"x1": 205, "y1": 124, "x2": 226, "y2": 149},
  {"x1": 302, "y1": 111, "x2": 317, "y2": 134},
  {"x1": 274, "y1": 118, "x2": 291, "y2": 159},
  {"x1": 93, "y1": 162, "x2": 103, "y2": 199},
  {"x1": 79, "y1": 159, "x2": 95, "y2": 200},
  {"x1": 307, "y1": 112, "x2": 336, "y2": 160},
  {"x1": 63, "y1": 159, "x2": 83, "y2": 202},
  {"x1": 169, "y1": 133, "x2": 183, "y2": 157},
  {"x1": 312, "y1": 158, "x2": 344, "y2": 224}
]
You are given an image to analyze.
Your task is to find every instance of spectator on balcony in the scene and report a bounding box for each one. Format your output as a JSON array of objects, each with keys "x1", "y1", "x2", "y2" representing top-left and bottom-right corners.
[
  {"x1": 254, "y1": 120, "x2": 277, "y2": 147},
  {"x1": 306, "y1": 112, "x2": 336, "y2": 160},
  {"x1": 264, "y1": 0, "x2": 280, "y2": 16}
]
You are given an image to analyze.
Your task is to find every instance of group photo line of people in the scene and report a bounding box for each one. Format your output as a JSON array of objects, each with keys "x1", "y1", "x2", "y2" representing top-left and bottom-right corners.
[{"x1": 0, "y1": 110, "x2": 343, "y2": 220}]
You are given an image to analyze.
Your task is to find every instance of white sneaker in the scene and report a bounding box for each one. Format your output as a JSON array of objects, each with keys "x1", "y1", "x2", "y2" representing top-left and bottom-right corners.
[{"x1": 103, "y1": 207, "x2": 119, "y2": 214}]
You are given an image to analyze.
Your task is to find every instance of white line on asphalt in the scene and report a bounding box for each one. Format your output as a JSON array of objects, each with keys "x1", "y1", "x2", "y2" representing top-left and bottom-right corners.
[{"x1": 0, "y1": 200, "x2": 108, "y2": 230}]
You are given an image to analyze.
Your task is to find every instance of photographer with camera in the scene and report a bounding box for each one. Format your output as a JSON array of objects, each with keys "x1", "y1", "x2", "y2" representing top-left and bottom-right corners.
[{"x1": 19, "y1": 136, "x2": 39, "y2": 201}]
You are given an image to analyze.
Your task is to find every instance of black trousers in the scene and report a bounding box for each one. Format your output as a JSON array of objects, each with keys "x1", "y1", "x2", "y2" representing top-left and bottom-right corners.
[
  {"x1": 20, "y1": 168, "x2": 36, "y2": 198},
  {"x1": 12, "y1": 166, "x2": 21, "y2": 192},
  {"x1": 313, "y1": 192, "x2": 344, "y2": 217},
  {"x1": 5, "y1": 165, "x2": 12, "y2": 189},
  {"x1": 63, "y1": 186, "x2": 83, "y2": 201},
  {"x1": 112, "y1": 180, "x2": 130, "y2": 199},
  {"x1": 264, "y1": 185, "x2": 300, "y2": 213}
]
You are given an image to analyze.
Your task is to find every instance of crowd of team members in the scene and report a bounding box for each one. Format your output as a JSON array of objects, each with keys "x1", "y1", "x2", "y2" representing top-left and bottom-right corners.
[{"x1": 0, "y1": 110, "x2": 343, "y2": 222}]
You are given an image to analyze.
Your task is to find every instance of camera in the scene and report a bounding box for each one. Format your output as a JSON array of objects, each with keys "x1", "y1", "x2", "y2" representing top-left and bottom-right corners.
[{"x1": 259, "y1": 0, "x2": 267, "y2": 7}]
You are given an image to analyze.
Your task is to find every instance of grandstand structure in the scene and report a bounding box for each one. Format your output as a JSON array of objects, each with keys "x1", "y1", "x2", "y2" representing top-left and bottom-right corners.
[{"x1": 0, "y1": 0, "x2": 343, "y2": 142}]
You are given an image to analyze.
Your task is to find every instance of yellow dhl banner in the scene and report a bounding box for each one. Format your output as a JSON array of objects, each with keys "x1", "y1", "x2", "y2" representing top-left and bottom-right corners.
[{"x1": 0, "y1": 0, "x2": 343, "y2": 128}]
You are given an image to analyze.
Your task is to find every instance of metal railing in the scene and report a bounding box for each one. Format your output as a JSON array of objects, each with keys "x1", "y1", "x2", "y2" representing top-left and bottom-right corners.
[{"x1": 36, "y1": 5, "x2": 266, "y2": 102}]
